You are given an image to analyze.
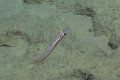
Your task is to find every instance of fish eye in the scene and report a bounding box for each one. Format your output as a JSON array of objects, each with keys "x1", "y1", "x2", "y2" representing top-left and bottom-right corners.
[{"x1": 64, "y1": 32, "x2": 66, "y2": 35}]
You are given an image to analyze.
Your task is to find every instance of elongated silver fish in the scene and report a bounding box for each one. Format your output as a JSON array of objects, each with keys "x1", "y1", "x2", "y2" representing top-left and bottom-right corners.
[{"x1": 34, "y1": 28, "x2": 68, "y2": 63}]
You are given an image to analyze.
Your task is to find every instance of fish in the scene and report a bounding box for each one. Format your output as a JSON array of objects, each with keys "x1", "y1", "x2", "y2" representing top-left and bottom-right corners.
[{"x1": 34, "y1": 28, "x2": 68, "y2": 63}]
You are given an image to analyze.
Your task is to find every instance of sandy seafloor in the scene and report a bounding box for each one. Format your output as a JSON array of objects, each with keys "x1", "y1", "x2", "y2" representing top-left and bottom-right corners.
[{"x1": 0, "y1": 0, "x2": 120, "y2": 80}]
